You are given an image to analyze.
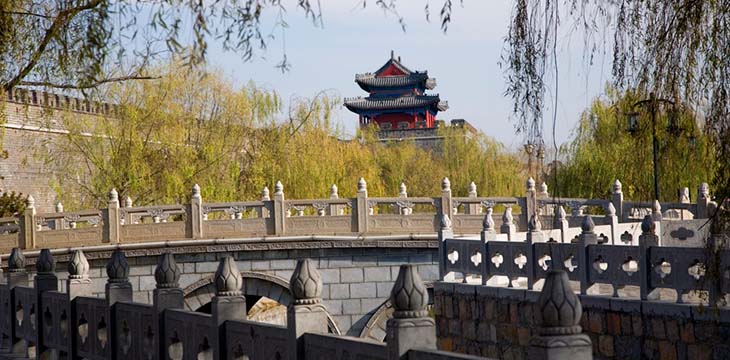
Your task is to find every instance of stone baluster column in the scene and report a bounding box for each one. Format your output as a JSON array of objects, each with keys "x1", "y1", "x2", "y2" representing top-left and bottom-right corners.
[
  {"x1": 329, "y1": 184, "x2": 343, "y2": 216},
  {"x1": 19, "y1": 196, "x2": 36, "y2": 249},
  {"x1": 500, "y1": 207, "x2": 516, "y2": 241},
  {"x1": 188, "y1": 184, "x2": 204, "y2": 239},
  {"x1": 273, "y1": 181, "x2": 286, "y2": 235},
  {"x1": 465, "y1": 182, "x2": 480, "y2": 215},
  {"x1": 522, "y1": 177, "x2": 536, "y2": 231},
  {"x1": 356, "y1": 178, "x2": 369, "y2": 233},
  {"x1": 123, "y1": 197, "x2": 133, "y2": 225},
  {"x1": 440, "y1": 178, "x2": 453, "y2": 221},
  {"x1": 652, "y1": 200, "x2": 663, "y2": 221},
  {"x1": 639, "y1": 215, "x2": 658, "y2": 301},
  {"x1": 605, "y1": 203, "x2": 619, "y2": 245},
  {"x1": 394, "y1": 183, "x2": 408, "y2": 215},
  {"x1": 54, "y1": 202, "x2": 64, "y2": 230},
  {"x1": 211, "y1": 257, "x2": 245, "y2": 360},
  {"x1": 288, "y1": 259, "x2": 327, "y2": 358},
  {"x1": 553, "y1": 206, "x2": 568, "y2": 243},
  {"x1": 527, "y1": 270, "x2": 592, "y2": 360},
  {"x1": 35, "y1": 249, "x2": 58, "y2": 359},
  {"x1": 526, "y1": 215, "x2": 542, "y2": 290},
  {"x1": 679, "y1": 187, "x2": 690, "y2": 220},
  {"x1": 612, "y1": 179, "x2": 624, "y2": 222},
  {"x1": 105, "y1": 249, "x2": 132, "y2": 305},
  {"x1": 2, "y1": 248, "x2": 28, "y2": 356},
  {"x1": 577, "y1": 216, "x2": 598, "y2": 295},
  {"x1": 386, "y1": 265, "x2": 436, "y2": 360},
  {"x1": 438, "y1": 215, "x2": 454, "y2": 281},
  {"x1": 102, "y1": 189, "x2": 121, "y2": 244},
  {"x1": 260, "y1": 186, "x2": 270, "y2": 218},
  {"x1": 481, "y1": 207, "x2": 496, "y2": 242},
  {"x1": 66, "y1": 249, "x2": 91, "y2": 359},
  {"x1": 153, "y1": 253, "x2": 183, "y2": 357}
]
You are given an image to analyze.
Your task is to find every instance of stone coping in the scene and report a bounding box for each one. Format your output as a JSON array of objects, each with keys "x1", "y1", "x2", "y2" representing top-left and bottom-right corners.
[{"x1": 435, "y1": 282, "x2": 730, "y2": 321}]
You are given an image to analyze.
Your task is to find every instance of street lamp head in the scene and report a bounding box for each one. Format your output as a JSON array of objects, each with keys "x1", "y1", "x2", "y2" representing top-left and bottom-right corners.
[{"x1": 627, "y1": 112, "x2": 640, "y2": 134}]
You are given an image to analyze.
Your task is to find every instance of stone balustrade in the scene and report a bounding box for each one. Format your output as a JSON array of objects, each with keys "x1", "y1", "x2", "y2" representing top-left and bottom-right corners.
[
  {"x1": 0, "y1": 247, "x2": 593, "y2": 360},
  {"x1": 441, "y1": 214, "x2": 730, "y2": 305},
  {"x1": 0, "y1": 179, "x2": 717, "y2": 256}
]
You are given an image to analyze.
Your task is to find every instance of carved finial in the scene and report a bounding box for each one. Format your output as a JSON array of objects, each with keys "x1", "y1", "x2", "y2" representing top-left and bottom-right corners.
[
  {"x1": 358, "y1": 178, "x2": 367, "y2": 192},
  {"x1": 537, "y1": 270, "x2": 582, "y2": 335},
  {"x1": 124, "y1": 196, "x2": 133, "y2": 207},
  {"x1": 581, "y1": 215, "x2": 595, "y2": 233},
  {"x1": 26, "y1": 195, "x2": 35, "y2": 208},
  {"x1": 391, "y1": 265, "x2": 429, "y2": 318},
  {"x1": 606, "y1": 203, "x2": 616, "y2": 217},
  {"x1": 36, "y1": 249, "x2": 56, "y2": 273},
  {"x1": 502, "y1": 207, "x2": 514, "y2": 225},
  {"x1": 530, "y1": 214, "x2": 542, "y2": 232},
  {"x1": 680, "y1": 187, "x2": 690, "y2": 203},
  {"x1": 613, "y1": 179, "x2": 623, "y2": 194},
  {"x1": 539, "y1": 182, "x2": 548, "y2": 195},
  {"x1": 555, "y1": 205, "x2": 566, "y2": 220},
  {"x1": 155, "y1": 253, "x2": 181, "y2": 288},
  {"x1": 330, "y1": 184, "x2": 339, "y2": 198},
  {"x1": 8, "y1": 248, "x2": 25, "y2": 272},
  {"x1": 55, "y1": 202, "x2": 64, "y2": 213},
  {"x1": 699, "y1": 182, "x2": 710, "y2": 198},
  {"x1": 441, "y1": 177, "x2": 451, "y2": 191},
  {"x1": 214, "y1": 257, "x2": 243, "y2": 296},
  {"x1": 68, "y1": 249, "x2": 90, "y2": 279},
  {"x1": 192, "y1": 184, "x2": 201, "y2": 198},
  {"x1": 483, "y1": 208, "x2": 495, "y2": 231},
  {"x1": 652, "y1": 200, "x2": 661, "y2": 213},
  {"x1": 468, "y1": 181, "x2": 477, "y2": 197},
  {"x1": 108, "y1": 188, "x2": 118, "y2": 202},
  {"x1": 399, "y1": 182, "x2": 407, "y2": 197},
  {"x1": 274, "y1": 181, "x2": 284, "y2": 195},
  {"x1": 106, "y1": 249, "x2": 129, "y2": 283},
  {"x1": 290, "y1": 259, "x2": 323, "y2": 304},
  {"x1": 641, "y1": 215, "x2": 656, "y2": 234},
  {"x1": 526, "y1": 177, "x2": 536, "y2": 192},
  {"x1": 261, "y1": 186, "x2": 270, "y2": 200},
  {"x1": 440, "y1": 214, "x2": 452, "y2": 230}
]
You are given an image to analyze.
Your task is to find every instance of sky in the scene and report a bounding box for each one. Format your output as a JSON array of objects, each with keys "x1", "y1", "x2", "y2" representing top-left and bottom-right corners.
[{"x1": 207, "y1": 1, "x2": 613, "y2": 151}]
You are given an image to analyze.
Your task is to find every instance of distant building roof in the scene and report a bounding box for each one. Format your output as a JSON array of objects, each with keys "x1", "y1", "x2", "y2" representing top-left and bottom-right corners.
[
  {"x1": 344, "y1": 95, "x2": 449, "y2": 112},
  {"x1": 354, "y1": 72, "x2": 436, "y2": 92}
]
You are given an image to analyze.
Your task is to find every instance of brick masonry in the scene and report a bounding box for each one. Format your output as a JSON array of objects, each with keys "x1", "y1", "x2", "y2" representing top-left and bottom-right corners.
[{"x1": 434, "y1": 282, "x2": 730, "y2": 360}]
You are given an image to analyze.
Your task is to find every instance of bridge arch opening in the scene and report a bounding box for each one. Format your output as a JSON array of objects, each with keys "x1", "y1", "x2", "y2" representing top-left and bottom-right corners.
[{"x1": 182, "y1": 271, "x2": 341, "y2": 335}]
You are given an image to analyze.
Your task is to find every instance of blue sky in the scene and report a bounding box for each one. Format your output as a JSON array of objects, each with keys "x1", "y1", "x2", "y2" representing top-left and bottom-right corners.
[{"x1": 207, "y1": 1, "x2": 613, "y2": 150}]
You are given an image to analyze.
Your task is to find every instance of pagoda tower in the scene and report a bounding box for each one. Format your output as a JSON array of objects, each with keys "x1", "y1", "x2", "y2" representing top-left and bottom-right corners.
[{"x1": 344, "y1": 52, "x2": 449, "y2": 130}]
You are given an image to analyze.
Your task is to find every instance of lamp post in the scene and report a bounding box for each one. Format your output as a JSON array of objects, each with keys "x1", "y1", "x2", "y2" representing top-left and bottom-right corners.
[{"x1": 627, "y1": 93, "x2": 675, "y2": 201}]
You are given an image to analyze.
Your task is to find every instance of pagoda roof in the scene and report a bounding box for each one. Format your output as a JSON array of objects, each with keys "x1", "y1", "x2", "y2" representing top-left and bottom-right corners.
[
  {"x1": 354, "y1": 72, "x2": 436, "y2": 91},
  {"x1": 344, "y1": 95, "x2": 449, "y2": 112}
]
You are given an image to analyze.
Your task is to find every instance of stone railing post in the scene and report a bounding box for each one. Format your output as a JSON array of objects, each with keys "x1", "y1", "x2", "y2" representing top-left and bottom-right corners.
[
  {"x1": 102, "y1": 189, "x2": 121, "y2": 244},
  {"x1": 19, "y1": 196, "x2": 36, "y2": 249},
  {"x1": 355, "y1": 178, "x2": 369, "y2": 233},
  {"x1": 553, "y1": 206, "x2": 568, "y2": 243},
  {"x1": 500, "y1": 207, "x2": 516, "y2": 241},
  {"x1": 527, "y1": 270, "x2": 592, "y2": 359},
  {"x1": 465, "y1": 181, "x2": 480, "y2": 215},
  {"x1": 526, "y1": 215, "x2": 541, "y2": 290},
  {"x1": 188, "y1": 184, "x2": 204, "y2": 239},
  {"x1": 54, "y1": 202, "x2": 64, "y2": 230},
  {"x1": 329, "y1": 184, "x2": 343, "y2": 216},
  {"x1": 438, "y1": 215, "x2": 454, "y2": 281},
  {"x1": 66, "y1": 249, "x2": 91, "y2": 358},
  {"x1": 2, "y1": 248, "x2": 28, "y2": 357},
  {"x1": 480, "y1": 207, "x2": 496, "y2": 242},
  {"x1": 288, "y1": 259, "x2": 328, "y2": 358},
  {"x1": 395, "y1": 182, "x2": 410, "y2": 215},
  {"x1": 639, "y1": 215, "x2": 658, "y2": 301},
  {"x1": 651, "y1": 200, "x2": 662, "y2": 221},
  {"x1": 577, "y1": 216, "x2": 598, "y2": 295},
  {"x1": 211, "y1": 257, "x2": 245, "y2": 360},
  {"x1": 612, "y1": 179, "x2": 624, "y2": 222},
  {"x1": 273, "y1": 181, "x2": 286, "y2": 235},
  {"x1": 123, "y1": 197, "x2": 133, "y2": 225},
  {"x1": 439, "y1": 178, "x2": 452, "y2": 221},
  {"x1": 386, "y1": 265, "x2": 436, "y2": 360},
  {"x1": 259, "y1": 186, "x2": 271, "y2": 218},
  {"x1": 522, "y1": 177, "x2": 536, "y2": 230},
  {"x1": 35, "y1": 249, "x2": 58, "y2": 358},
  {"x1": 153, "y1": 253, "x2": 184, "y2": 357},
  {"x1": 105, "y1": 249, "x2": 132, "y2": 305},
  {"x1": 605, "y1": 203, "x2": 619, "y2": 244},
  {"x1": 696, "y1": 182, "x2": 711, "y2": 219}
]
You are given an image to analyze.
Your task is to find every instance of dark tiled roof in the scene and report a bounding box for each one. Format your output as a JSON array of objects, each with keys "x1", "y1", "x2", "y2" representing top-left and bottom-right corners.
[
  {"x1": 354, "y1": 72, "x2": 436, "y2": 91},
  {"x1": 344, "y1": 95, "x2": 449, "y2": 112},
  {"x1": 375, "y1": 57, "x2": 413, "y2": 75}
]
